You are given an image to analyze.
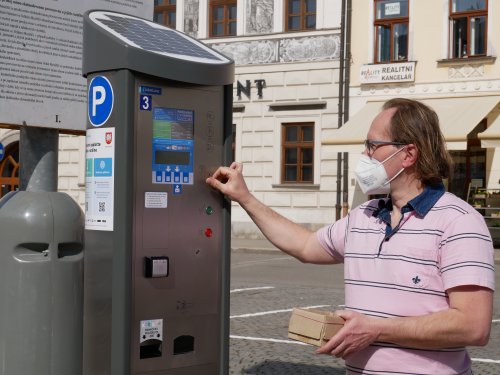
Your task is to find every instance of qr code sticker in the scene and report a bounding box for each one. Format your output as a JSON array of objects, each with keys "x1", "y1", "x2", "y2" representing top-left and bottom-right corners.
[{"x1": 98, "y1": 202, "x2": 105, "y2": 212}]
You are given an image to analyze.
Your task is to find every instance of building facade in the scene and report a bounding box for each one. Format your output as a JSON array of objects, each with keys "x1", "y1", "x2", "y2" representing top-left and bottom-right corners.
[
  {"x1": 327, "y1": 0, "x2": 500, "y2": 209},
  {"x1": 3, "y1": 1, "x2": 498, "y2": 239},
  {"x1": 159, "y1": 0, "x2": 344, "y2": 238}
]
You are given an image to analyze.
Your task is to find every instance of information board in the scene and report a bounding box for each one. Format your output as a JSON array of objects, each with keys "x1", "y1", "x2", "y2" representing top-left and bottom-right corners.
[{"x1": 0, "y1": 0, "x2": 153, "y2": 132}]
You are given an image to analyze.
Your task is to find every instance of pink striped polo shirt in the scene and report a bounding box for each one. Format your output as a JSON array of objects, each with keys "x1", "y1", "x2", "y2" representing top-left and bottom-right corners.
[{"x1": 317, "y1": 186, "x2": 495, "y2": 375}]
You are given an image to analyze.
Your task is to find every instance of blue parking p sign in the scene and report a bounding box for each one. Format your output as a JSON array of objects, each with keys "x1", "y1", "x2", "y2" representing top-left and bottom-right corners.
[
  {"x1": 88, "y1": 76, "x2": 114, "y2": 127},
  {"x1": 0, "y1": 143, "x2": 4, "y2": 162}
]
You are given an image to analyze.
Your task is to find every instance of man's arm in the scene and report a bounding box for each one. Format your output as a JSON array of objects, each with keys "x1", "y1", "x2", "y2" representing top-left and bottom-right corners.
[
  {"x1": 317, "y1": 285, "x2": 493, "y2": 358},
  {"x1": 206, "y1": 162, "x2": 336, "y2": 264}
]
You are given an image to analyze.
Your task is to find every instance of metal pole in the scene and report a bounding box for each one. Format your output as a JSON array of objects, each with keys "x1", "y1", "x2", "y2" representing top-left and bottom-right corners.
[
  {"x1": 19, "y1": 126, "x2": 59, "y2": 192},
  {"x1": 336, "y1": 0, "x2": 347, "y2": 221},
  {"x1": 341, "y1": 0, "x2": 352, "y2": 217},
  {"x1": 338, "y1": 0, "x2": 346, "y2": 129},
  {"x1": 344, "y1": 0, "x2": 352, "y2": 124}
]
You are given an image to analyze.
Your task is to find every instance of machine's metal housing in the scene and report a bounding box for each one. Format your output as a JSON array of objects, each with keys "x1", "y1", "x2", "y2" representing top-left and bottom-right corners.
[{"x1": 83, "y1": 10, "x2": 233, "y2": 375}]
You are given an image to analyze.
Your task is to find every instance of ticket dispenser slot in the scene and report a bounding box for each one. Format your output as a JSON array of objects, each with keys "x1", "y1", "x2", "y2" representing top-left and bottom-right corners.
[
  {"x1": 140, "y1": 340, "x2": 162, "y2": 359},
  {"x1": 174, "y1": 335, "x2": 195, "y2": 355}
]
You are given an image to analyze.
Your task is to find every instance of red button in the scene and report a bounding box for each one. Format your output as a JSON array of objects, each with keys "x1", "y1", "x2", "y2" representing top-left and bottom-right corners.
[{"x1": 204, "y1": 228, "x2": 213, "y2": 237}]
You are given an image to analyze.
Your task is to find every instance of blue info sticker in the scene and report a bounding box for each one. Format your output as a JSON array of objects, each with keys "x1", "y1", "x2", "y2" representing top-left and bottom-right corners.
[
  {"x1": 94, "y1": 158, "x2": 113, "y2": 177},
  {"x1": 140, "y1": 86, "x2": 162, "y2": 95},
  {"x1": 173, "y1": 184, "x2": 182, "y2": 195}
]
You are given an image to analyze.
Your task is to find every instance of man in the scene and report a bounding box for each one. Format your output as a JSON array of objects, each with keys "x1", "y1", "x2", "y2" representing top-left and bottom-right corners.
[{"x1": 206, "y1": 98, "x2": 495, "y2": 374}]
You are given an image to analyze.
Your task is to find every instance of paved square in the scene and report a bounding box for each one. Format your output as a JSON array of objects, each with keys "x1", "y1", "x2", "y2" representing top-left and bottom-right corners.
[{"x1": 229, "y1": 252, "x2": 500, "y2": 374}]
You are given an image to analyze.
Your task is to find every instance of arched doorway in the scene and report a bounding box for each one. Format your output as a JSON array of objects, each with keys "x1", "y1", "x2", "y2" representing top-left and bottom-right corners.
[{"x1": 0, "y1": 141, "x2": 20, "y2": 198}]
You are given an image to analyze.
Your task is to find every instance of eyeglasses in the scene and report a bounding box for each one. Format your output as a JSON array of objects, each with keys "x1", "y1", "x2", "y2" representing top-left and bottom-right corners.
[{"x1": 364, "y1": 139, "x2": 407, "y2": 154}]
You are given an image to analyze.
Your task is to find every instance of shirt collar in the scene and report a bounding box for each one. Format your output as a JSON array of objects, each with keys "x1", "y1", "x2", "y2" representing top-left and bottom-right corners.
[
  {"x1": 407, "y1": 182, "x2": 445, "y2": 216},
  {"x1": 373, "y1": 182, "x2": 445, "y2": 221}
]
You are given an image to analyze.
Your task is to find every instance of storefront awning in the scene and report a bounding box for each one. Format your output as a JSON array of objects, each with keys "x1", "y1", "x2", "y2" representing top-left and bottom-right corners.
[
  {"x1": 479, "y1": 112, "x2": 500, "y2": 148},
  {"x1": 323, "y1": 96, "x2": 500, "y2": 150}
]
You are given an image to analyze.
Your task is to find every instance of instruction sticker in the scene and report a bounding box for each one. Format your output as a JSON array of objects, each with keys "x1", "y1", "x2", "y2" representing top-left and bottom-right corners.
[
  {"x1": 140, "y1": 319, "x2": 163, "y2": 343},
  {"x1": 85, "y1": 128, "x2": 115, "y2": 231},
  {"x1": 145, "y1": 192, "x2": 168, "y2": 208}
]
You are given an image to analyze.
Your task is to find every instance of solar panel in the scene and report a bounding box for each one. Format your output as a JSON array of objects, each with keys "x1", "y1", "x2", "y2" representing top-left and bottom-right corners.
[{"x1": 89, "y1": 11, "x2": 230, "y2": 64}]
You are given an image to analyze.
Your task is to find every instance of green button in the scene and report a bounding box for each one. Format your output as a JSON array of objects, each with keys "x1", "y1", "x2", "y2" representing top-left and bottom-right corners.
[{"x1": 205, "y1": 206, "x2": 215, "y2": 215}]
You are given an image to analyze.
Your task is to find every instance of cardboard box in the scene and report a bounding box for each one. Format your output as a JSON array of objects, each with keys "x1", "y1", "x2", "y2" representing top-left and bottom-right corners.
[{"x1": 288, "y1": 308, "x2": 344, "y2": 347}]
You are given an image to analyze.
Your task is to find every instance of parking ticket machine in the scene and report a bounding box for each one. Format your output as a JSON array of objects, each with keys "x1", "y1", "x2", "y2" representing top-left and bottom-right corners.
[{"x1": 82, "y1": 11, "x2": 234, "y2": 375}]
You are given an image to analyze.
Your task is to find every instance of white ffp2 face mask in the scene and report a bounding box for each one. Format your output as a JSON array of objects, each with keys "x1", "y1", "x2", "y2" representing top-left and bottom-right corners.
[{"x1": 354, "y1": 148, "x2": 405, "y2": 195}]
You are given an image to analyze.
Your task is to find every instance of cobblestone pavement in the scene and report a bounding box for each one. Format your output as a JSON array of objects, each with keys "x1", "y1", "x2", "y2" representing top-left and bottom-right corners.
[{"x1": 229, "y1": 252, "x2": 500, "y2": 375}]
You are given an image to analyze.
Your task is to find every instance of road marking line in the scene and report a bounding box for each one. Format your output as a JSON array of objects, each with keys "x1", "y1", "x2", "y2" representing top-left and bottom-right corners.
[
  {"x1": 492, "y1": 319, "x2": 500, "y2": 323},
  {"x1": 230, "y1": 335, "x2": 309, "y2": 346},
  {"x1": 230, "y1": 286, "x2": 275, "y2": 293},
  {"x1": 471, "y1": 358, "x2": 500, "y2": 364},
  {"x1": 230, "y1": 305, "x2": 330, "y2": 319}
]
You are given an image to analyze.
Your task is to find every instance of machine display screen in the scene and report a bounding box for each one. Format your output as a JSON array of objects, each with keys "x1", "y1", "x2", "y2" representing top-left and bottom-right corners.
[
  {"x1": 151, "y1": 106, "x2": 195, "y2": 185},
  {"x1": 155, "y1": 150, "x2": 190, "y2": 165}
]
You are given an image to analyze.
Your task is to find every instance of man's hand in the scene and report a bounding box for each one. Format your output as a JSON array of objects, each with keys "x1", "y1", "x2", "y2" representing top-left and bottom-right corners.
[
  {"x1": 206, "y1": 162, "x2": 251, "y2": 204},
  {"x1": 316, "y1": 310, "x2": 381, "y2": 359},
  {"x1": 317, "y1": 286, "x2": 493, "y2": 358},
  {"x1": 206, "y1": 162, "x2": 336, "y2": 264}
]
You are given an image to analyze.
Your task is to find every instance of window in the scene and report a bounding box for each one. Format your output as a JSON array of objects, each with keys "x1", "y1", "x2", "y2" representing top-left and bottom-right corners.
[
  {"x1": 210, "y1": 0, "x2": 237, "y2": 37},
  {"x1": 449, "y1": 0, "x2": 487, "y2": 58},
  {"x1": 281, "y1": 123, "x2": 314, "y2": 183},
  {"x1": 0, "y1": 142, "x2": 19, "y2": 198},
  {"x1": 286, "y1": 0, "x2": 316, "y2": 31},
  {"x1": 154, "y1": 0, "x2": 176, "y2": 29},
  {"x1": 448, "y1": 121, "x2": 486, "y2": 200},
  {"x1": 374, "y1": 0, "x2": 409, "y2": 63}
]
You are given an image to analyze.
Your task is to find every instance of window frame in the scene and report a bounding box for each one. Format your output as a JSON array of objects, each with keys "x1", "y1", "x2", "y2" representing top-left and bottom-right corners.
[
  {"x1": 281, "y1": 123, "x2": 314, "y2": 184},
  {"x1": 154, "y1": 0, "x2": 177, "y2": 29},
  {"x1": 209, "y1": 0, "x2": 237, "y2": 38},
  {"x1": 373, "y1": 0, "x2": 409, "y2": 63},
  {"x1": 285, "y1": 0, "x2": 317, "y2": 32},
  {"x1": 448, "y1": 0, "x2": 488, "y2": 59}
]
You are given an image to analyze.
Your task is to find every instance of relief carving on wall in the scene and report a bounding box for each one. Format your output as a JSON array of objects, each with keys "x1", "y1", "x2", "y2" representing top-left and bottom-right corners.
[
  {"x1": 211, "y1": 34, "x2": 340, "y2": 65},
  {"x1": 214, "y1": 40, "x2": 278, "y2": 65},
  {"x1": 280, "y1": 35, "x2": 340, "y2": 62},
  {"x1": 184, "y1": 0, "x2": 199, "y2": 38},
  {"x1": 448, "y1": 64, "x2": 485, "y2": 79},
  {"x1": 246, "y1": 0, "x2": 274, "y2": 34}
]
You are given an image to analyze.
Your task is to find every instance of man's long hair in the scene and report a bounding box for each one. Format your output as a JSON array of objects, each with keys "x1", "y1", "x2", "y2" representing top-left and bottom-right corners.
[{"x1": 382, "y1": 98, "x2": 452, "y2": 186}]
